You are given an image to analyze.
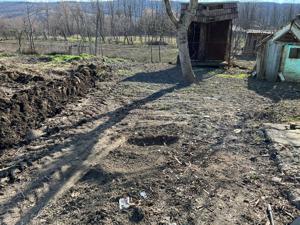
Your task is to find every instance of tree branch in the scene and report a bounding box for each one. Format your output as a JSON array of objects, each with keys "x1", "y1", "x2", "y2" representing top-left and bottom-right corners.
[
  {"x1": 179, "y1": 0, "x2": 198, "y2": 27},
  {"x1": 189, "y1": 0, "x2": 198, "y2": 10},
  {"x1": 163, "y1": 0, "x2": 179, "y2": 27}
]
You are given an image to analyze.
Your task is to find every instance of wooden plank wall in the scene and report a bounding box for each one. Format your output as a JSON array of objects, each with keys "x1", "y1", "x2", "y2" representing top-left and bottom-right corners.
[
  {"x1": 181, "y1": 3, "x2": 238, "y2": 23},
  {"x1": 265, "y1": 42, "x2": 283, "y2": 81}
]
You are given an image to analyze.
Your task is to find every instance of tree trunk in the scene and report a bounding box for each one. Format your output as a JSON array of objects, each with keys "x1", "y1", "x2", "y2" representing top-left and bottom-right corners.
[
  {"x1": 163, "y1": 0, "x2": 198, "y2": 83},
  {"x1": 17, "y1": 31, "x2": 23, "y2": 53},
  {"x1": 94, "y1": 0, "x2": 102, "y2": 56},
  {"x1": 95, "y1": 12, "x2": 99, "y2": 56},
  {"x1": 177, "y1": 27, "x2": 195, "y2": 83}
]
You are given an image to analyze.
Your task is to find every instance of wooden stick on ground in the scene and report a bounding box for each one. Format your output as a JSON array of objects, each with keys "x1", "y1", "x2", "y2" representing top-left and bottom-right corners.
[{"x1": 267, "y1": 204, "x2": 275, "y2": 225}]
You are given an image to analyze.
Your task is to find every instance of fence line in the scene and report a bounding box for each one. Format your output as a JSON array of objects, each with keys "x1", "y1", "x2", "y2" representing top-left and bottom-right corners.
[{"x1": 0, "y1": 41, "x2": 177, "y2": 63}]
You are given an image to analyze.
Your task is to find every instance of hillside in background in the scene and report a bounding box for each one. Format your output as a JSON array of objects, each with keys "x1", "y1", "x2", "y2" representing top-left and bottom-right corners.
[
  {"x1": 0, "y1": 0, "x2": 300, "y2": 29},
  {"x1": 0, "y1": 0, "x2": 180, "y2": 18}
]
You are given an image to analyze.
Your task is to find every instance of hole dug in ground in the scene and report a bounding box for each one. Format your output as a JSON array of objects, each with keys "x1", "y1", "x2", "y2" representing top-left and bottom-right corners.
[
  {"x1": 128, "y1": 135, "x2": 179, "y2": 146},
  {"x1": 80, "y1": 167, "x2": 119, "y2": 185}
]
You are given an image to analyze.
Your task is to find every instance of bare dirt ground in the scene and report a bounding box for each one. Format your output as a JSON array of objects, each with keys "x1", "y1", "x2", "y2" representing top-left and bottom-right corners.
[{"x1": 0, "y1": 57, "x2": 300, "y2": 225}]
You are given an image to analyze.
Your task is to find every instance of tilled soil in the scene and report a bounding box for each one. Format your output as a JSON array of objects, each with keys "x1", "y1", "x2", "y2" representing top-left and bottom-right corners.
[
  {"x1": 0, "y1": 60, "x2": 113, "y2": 150},
  {"x1": 0, "y1": 62, "x2": 299, "y2": 225}
]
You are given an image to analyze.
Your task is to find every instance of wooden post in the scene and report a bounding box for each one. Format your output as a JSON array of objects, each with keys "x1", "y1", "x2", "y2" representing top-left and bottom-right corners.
[
  {"x1": 226, "y1": 20, "x2": 233, "y2": 65},
  {"x1": 150, "y1": 45, "x2": 153, "y2": 63},
  {"x1": 158, "y1": 37, "x2": 161, "y2": 62}
]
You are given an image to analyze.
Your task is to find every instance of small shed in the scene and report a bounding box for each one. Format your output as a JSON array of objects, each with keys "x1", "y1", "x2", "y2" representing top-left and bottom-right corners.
[
  {"x1": 181, "y1": 2, "x2": 238, "y2": 66},
  {"x1": 257, "y1": 16, "x2": 300, "y2": 82},
  {"x1": 243, "y1": 30, "x2": 273, "y2": 56}
]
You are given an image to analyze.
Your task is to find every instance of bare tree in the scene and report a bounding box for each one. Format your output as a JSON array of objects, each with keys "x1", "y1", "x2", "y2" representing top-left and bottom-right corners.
[
  {"x1": 0, "y1": 19, "x2": 10, "y2": 40},
  {"x1": 9, "y1": 18, "x2": 25, "y2": 52},
  {"x1": 108, "y1": 1, "x2": 116, "y2": 41},
  {"x1": 24, "y1": 2, "x2": 36, "y2": 53},
  {"x1": 164, "y1": 0, "x2": 198, "y2": 83},
  {"x1": 59, "y1": 2, "x2": 72, "y2": 41},
  {"x1": 95, "y1": 0, "x2": 100, "y2": 55}
]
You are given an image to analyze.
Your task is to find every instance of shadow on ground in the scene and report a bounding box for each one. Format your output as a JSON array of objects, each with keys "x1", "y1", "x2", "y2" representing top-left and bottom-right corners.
[
  {"x1": 248, "y1": 77, "x2": 300, "y2": 102},
  {"x1": 0, "y1": 68, "x2": 190, "y2": 225},
  {"x1": 123, "y1": 66, "x2": 221, "y2": 84}
]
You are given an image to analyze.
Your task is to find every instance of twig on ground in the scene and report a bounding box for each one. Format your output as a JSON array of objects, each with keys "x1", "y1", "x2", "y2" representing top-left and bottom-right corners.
[
  {"x1": 267, "y1": 204, "x2": 275, "y2": 225},
  {"x1": 174, "y1": 156, "x2": 182, "y2": 165},
  {"x1": 282, "y1": 210, "x2": 294, "y2": 219}
]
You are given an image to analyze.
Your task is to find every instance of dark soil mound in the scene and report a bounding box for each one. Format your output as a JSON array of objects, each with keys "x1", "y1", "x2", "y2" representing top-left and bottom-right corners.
[
  {"x1": 0, "y1": 69, "x2": 45, "y2": 84},
  {"x1": 0, "y1": 63, "x2": 111, "y2": 151}
]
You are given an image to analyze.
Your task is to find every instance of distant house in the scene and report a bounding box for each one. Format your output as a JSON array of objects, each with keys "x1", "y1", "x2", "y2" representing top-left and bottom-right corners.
[
  {"x1": 181, "y1": 2, "x2": 238, "y2": 66},
  {"x1": 243, "y1": 30, "x2": 273, "y2": 56},
  {"x1": 256, "y1": 16, "x2": 300, "y2": 82}
]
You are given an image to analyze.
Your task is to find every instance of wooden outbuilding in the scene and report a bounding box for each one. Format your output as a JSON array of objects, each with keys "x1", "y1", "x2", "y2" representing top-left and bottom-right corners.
[
  {"x1": 256, "y1": 16, "x2": 300, "y2": 82},
  {"x1": 243, "y1": 30, "x2": 273, "y2": 56},
  {"x1": 181, "y1": 2, "x2": 238, "y2": 66}
]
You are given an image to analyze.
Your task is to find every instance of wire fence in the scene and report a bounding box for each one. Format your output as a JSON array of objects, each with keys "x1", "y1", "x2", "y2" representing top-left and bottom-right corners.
[{"x1": 0, "y1": 40, "x2": 178, "y2": 63}]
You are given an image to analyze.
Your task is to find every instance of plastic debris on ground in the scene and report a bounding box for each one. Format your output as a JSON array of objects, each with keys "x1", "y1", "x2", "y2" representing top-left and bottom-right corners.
[
  {"x1": 119, "y1": 197, "x2": 131, "y2": 210},
  {"x1": 140, "y1": 191, "x2": 147, "y2": 199}
]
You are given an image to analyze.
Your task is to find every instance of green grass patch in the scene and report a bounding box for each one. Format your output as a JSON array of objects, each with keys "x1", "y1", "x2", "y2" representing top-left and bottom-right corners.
[
  {"x1": 49, "y1": 53, "x2": 94, "y2": 63},
  {"x1": 248, "y1": 172, "x2": 259, "y2": 181},
  {"x1": 67, "y1": 35, "x2": 92, "y2": 43},
  {"x1": 103, "y1": 56, "x2": 129, "y2": 64},
  {"x1": 0, "y1": 52, "x2": 15, "y2": 57},
  {"x1": 285, "y1": 115, "x2": 300, "y2": 122},
  {"x1": 216, "y1": 73, "x2": 249, "y2": 79},
  {"x1": 116, "y1": 69, "x2": 134, "y2": 76},
  {"x1": 157, "y1": 105, "x2": 172, "y2": 111}
]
